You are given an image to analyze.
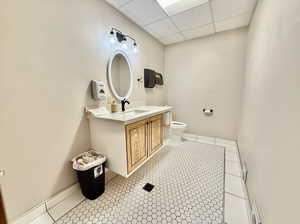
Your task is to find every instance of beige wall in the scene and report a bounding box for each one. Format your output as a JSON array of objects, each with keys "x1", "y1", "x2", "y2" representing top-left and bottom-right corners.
[
  {"x1": 165, "y1": 29, "x2": 247, "y2": 139},
  {"x1": 238, "y1": 0, "x2": 300, "y2": 223},
  {"x1": 0, "y1": 0, "x2": 165, "y2": 220}
]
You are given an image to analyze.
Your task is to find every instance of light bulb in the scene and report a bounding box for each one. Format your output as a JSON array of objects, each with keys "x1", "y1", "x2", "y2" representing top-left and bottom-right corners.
[
  {"x1": 133, "y1": 43, "x2": 138, "y2": 53},
  {"x1": 109, "y1": 30, "x2": 116, "y2": 44},
  {"x1": 122, "y1": 42, "x2": 128, "y2": 49},
  {"x1": 110, "y1": 36, "x2": 116, "y2": 44}
]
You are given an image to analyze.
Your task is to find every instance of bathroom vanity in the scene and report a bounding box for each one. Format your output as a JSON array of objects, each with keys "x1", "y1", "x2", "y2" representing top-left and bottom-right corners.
[
  {"x1": 88, "y1": 106, "x2": 172, "y2": 177},
  {"x1": 87, "y1": 49, "x2": 171, "y2": 177}
]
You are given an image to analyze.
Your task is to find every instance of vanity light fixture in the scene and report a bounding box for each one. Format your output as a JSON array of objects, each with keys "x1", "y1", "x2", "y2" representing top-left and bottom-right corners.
[
  {"x1": 133, "y1": 42, "x2": 138, "y2": 53},
  {"x1": 109, "y1": 30, "x2": 117, "y2": 44},
  {"x1": 109, "y1": 28, "x2": 138, "y2": 53},
  {"x1": 122, "y1": 42, "x2": 128, "y2": 50}
]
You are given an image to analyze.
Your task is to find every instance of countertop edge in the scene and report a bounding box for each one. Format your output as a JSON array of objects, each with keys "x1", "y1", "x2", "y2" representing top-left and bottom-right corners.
[{"x1": 89, "y1": 106, "x2": 172, "y2": 124}]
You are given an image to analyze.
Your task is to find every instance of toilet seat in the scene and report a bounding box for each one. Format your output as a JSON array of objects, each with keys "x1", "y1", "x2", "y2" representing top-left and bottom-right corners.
[
  {"x1": 169, "y1": 121, "x2": 187, "y2": 143},
  {"x1": 171, "y1": 121, "x2": 187, "y2": 128}
]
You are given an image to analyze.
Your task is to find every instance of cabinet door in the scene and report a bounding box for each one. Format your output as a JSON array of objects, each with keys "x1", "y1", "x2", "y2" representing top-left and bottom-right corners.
[
  {"x1": 149, "y1": 114, "x2": 163, "y2": 156},
  {"x1": 126, "y1": 119, "x2": 148, "y2": 173}
]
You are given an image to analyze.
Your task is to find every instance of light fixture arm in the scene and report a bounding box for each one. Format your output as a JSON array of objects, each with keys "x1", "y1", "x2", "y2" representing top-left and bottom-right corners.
[
  {"x1": 110, "y1": 28, "x2": 137, "y2": 44},
  {"x1": 125, "y1": 35, "x2": 137, "y2": 45},
  {"x1": 109, "y1": 27, "x2": 138, "y2": 51},
  {"x1": 110, "y1": 27, "x2": 122, "y2": 35}
]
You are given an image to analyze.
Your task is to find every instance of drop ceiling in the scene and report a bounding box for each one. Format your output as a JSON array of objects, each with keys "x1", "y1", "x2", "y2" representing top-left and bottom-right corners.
[{"x1": 105, "y1": 0, "x2": 258, "y2": 45}]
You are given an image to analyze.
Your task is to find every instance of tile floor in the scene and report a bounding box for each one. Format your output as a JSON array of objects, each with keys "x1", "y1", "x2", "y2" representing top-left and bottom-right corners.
[
  {"x1": 27, "y1": 135, "x2": 250, "y2": 224},
  {"x1": 56, "y1": 141, "x2": 225, "y2": 224},
  {"x1": 30, "y1": 214, "x2": 54, "y2": 224},
  {"x1": 182, "y1": 134, "x2": 250, "y2": 224}
]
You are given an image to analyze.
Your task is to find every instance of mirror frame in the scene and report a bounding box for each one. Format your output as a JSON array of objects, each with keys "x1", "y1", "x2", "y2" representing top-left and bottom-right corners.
[{"x1": 107, "y1": 50, "x2": 133, "y2": 101}]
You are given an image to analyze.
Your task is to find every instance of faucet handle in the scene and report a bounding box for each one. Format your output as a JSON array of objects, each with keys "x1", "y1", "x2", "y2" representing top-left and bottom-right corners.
[{"x1": 121, "y1": 99, "x2": 130, "y2": 111}]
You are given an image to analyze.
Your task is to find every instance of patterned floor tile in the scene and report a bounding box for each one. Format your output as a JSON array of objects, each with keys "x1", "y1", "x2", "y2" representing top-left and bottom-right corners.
[{"x1": 56, "y1": 141, "x2": 225, "y2": 224}]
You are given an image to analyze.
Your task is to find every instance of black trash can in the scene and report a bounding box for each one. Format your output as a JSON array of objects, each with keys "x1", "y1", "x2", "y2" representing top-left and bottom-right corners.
[{"x1": 72, "y1": 150, "x2": 106, "y2": 200}]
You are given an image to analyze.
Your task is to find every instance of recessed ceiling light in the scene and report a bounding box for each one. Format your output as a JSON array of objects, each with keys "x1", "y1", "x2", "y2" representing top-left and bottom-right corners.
[
  {"x1": 157, "y1": 0, "x2": 209, "y2": 16},
  {"x1": 157, "y1": 0, "x2": 181, "y2": 8}
]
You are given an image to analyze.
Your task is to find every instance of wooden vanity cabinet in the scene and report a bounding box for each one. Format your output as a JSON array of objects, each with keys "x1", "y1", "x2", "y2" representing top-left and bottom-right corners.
[
  {"x1": 89, "y1": 109, "x2": 169, "y2": 177},
  {"x1": 148, "y1": 114, "x2": 163, "y2": 156},
  {"x1": 126, "y1": 119, "x2": 148, "y2": 173},
  {"x1": 126, "y1": 114, "x2": 163, "y2": 173}
]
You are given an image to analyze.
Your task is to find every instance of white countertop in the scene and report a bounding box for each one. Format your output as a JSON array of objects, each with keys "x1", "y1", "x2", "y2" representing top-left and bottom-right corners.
[{"x1": 88, "y1": 106, "x2": 172, "y2": 124}]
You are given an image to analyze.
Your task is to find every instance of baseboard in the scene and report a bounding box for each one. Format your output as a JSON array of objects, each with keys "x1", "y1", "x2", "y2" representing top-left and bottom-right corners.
[
  {"x1": 105, "y1": 168, "x2": 117, "y2": 183},
  {"x1": 236, "y1": 140, "x2": 252, "y2": 224},
  {"x1": 46, "y1": 183, "x2": 81, "y2": 210},
  {"x1": 11, "y1": 169, "x2": 117, "y2": 223},
  {"x1": 46, "y1": 186, "x2": 84, "y2": 221},
  {"x1": 251, "y1": 201, "x2": 262, "y2": 224},
  {"x1": 11, "y1": 203, "x2": 47, "y2": 224}
]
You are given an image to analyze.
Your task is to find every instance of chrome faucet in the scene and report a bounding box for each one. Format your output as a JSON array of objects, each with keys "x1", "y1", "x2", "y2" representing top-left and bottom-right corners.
[{"x1": 121, "y1": 99, "x2": 130, "y2": 112}]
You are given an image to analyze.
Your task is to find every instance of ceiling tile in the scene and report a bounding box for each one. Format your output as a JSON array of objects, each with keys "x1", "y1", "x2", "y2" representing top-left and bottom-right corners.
[
  {"x1": 171, "y1": 3, "x2": 212, "y2": 31},
  {"x1": 144, "y1": 18, "x2": 179, "y2": 37},
  {"x1": 160, "y1": 33, "x2": 185, "y2": 45},
  {"x1": 158, "y1": 0, "x2": 209, "y2": 16},
  {"x1": 215, "y1": 12, "x2": 252, "y2": 32},
  {"x1": 105, "y1": 0, "x2": 132, "y2": 8},
  {"x1": 182, "y1": 24, "x2": 215, "y2": 40},
  {"x1": 143, "y1": 29, "x2": 161, "y2": 41},
  {"x1": 120, "y1": 0, "x2": 167, "y2": 26},
  {"x1": 211, "y1": 0, "x2": 257, "y2": 22},
  {"x1": 105, "y1": 0, "x2": 257, "y2": 45}
]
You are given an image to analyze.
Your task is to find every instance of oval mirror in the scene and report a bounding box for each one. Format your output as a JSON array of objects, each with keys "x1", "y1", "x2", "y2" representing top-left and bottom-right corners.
[{"x1": 107, "y1": 50, "x2": 133, "y2": 101}]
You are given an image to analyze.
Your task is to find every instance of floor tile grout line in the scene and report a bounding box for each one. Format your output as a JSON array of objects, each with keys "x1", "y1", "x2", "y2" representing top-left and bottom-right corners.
[
  {"x1": 225, "y1": 172, "x2": 242, "y2": 178},
  {"x1": 226, "y1": 159, "x2": 240, "y2": 163},
  {"x1": 225, "y1": 191, "x2": 248, "y2": 200},
  {"x1": 222, "y1": 145, "x2": 226, "y2": 224},
  {"x1": 44, "y1": 203, "x2": 55, "y2": 223},
  {"x1": 236, "y1": 140, "x2": 253, "y2": 224},
  {"x1": 224, "y1": 143, "x2": 250, "y2": 222},
  {"x1": 226, "y1": 150, "x2": 239, "y2": 154},
  {"x1": 52, "y1": 198, "x2": 87, "y2": 223}
]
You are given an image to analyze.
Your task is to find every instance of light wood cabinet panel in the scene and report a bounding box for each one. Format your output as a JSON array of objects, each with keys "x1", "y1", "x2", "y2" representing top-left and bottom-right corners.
[
  {"x1": 126, "y1": 119, "x2": 148, "y2": 173},
  {"x1": 125, "y1": 114, "x2": 163, "y2": 174},
  {"x1": 89, "y1": 107, "x2": 171, "y2": 177},
  {"x1": 148, "y1": 115, "x2": 163, "y2": 156}
]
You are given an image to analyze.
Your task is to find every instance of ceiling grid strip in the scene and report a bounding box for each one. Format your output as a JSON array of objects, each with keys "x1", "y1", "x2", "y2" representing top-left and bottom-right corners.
[{"x1": 106, "y1": 0, "x2": 258, "y2": 45}]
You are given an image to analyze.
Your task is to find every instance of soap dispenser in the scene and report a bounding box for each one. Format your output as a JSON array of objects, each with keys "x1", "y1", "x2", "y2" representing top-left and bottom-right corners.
[{"x1": 91, "y1": 80, "x2": 109, "y2": 115}]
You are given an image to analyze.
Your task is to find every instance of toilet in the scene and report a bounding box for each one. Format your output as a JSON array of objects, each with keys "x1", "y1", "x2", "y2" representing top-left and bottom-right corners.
[{"x1": 170, "y1": 121, "x2": 187, "y2": 142}]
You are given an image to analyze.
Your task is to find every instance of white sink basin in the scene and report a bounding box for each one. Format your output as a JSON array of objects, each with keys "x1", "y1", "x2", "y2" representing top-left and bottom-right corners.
[
  {"x1": 120, "y1": 109, "x2": 149, "y2": 116},
  {"x1": 88, "y1": 106, "x2": 172, "y2": 123}
]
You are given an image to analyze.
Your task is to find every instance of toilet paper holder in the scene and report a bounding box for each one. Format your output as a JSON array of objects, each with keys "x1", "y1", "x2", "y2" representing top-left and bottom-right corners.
[{"x1": 203, "y1": 108, "x2": 214, "y2": 116}]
